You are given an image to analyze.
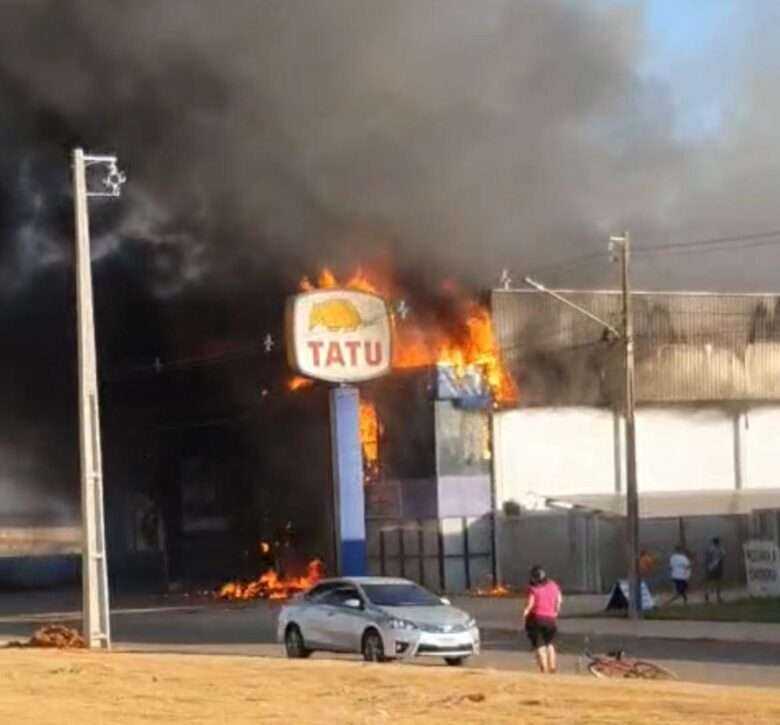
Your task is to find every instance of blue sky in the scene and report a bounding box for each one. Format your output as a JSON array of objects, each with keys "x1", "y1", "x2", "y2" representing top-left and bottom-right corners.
[{"x1": 638, "y1": 0, "x2": 751, "y2": 141}]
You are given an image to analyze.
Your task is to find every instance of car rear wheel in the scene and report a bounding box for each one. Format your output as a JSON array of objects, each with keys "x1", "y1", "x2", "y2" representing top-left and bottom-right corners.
[
  {"x1": 445, "y1": 657, "x2": 467, "y2": 667},
  {"x1": 362, "y1": 630, "x2": 386, "y2": 663},
  {"x1": 285, "y1": 625, "x2": 312, "y2": 659}
]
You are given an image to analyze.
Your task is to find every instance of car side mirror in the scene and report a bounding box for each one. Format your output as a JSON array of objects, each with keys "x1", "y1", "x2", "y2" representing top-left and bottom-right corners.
[
  {"x1": 344, "y1": 598, "x2": 363, "y2": 610},
  {"x1": 440, "y1": 597, "x2": 451, "y2": 606}
]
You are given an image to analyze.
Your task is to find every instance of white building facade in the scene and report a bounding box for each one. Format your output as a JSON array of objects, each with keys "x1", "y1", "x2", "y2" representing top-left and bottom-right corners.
[{"x1": 491, "y1": 290, "x2": 780, "y2": 592}]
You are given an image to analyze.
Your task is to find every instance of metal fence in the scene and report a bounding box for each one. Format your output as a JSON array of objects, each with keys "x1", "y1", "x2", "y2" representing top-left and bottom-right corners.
[{"x1": 366, "y1": 516, "x2": 495, "y2": 593}]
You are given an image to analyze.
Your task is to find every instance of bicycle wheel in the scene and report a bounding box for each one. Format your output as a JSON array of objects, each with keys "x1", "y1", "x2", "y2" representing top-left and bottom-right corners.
[
  {"x1": 587, "y1": 660, "x2": 630, "y2": 679},
  {"x1": 625, "y1": 660, "x2": 678, "y2": 681}
]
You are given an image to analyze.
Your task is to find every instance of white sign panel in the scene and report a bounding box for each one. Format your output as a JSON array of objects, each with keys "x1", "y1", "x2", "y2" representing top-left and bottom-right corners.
[
  {"x1": 743, "y1": 540, "x2": 780, "y2": 597},
  {"x1": 286, "y1": 289, "x2": 392, "y2": 383}
]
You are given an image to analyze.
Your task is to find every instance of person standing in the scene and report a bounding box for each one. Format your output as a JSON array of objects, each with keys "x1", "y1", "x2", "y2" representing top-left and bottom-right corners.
[
  {"x1": 704, "y1": 537, "x2": 726, "y2": 604},
  {"x1": 667, "y1": 545, "x2": 692, "y2": 606},
  {"x1": 522, "y1": 565, "x2": 562, "y2": 674},
  {"x1": 639, "y1": 548, "x2": 658, "y2": 590}
]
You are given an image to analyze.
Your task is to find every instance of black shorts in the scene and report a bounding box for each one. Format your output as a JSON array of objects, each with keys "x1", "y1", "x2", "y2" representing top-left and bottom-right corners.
[
  {"x1": 673, "y1": 579, "x2": 688, "y2": 595},
  {"x1": 706, "y1": 566, "x2": 724, "y2": 582},
  {"x1": 525, "y1": 617, "x2": 557, "y2": 648}
]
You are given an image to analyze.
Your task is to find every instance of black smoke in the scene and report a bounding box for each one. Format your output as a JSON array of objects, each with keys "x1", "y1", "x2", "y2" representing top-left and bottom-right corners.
[{"x1": 0, "y1": 1, "x2": 778, "y2": 526}]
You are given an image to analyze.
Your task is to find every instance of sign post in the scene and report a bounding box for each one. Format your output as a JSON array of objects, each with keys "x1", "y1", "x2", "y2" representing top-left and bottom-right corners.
[
  {"x1": 329, "y1": 386, "x2": 366, "y2": 575},
  {"x1": 287, "y1": 289, "x2": 392, "y2": 576}
]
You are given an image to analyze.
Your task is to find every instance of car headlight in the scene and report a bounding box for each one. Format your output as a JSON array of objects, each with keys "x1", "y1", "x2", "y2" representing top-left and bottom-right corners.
[{"x1": 388, "y1": 618, "x2": 418, "y2": 631}]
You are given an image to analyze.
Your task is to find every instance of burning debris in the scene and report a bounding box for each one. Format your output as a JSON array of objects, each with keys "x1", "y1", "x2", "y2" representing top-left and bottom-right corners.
[
  {"x1": 217, "y1": 558, "x2": 324, "y2": 601},
  {"x1": 474, "y1": 583, "x2": 513, "y2": 597},
  {"x1": 6, "y1": 625, "x2": 86, "y2": 649},
  {"x1": 287, "y1": 375, "x2": 314, "y2": 392}
]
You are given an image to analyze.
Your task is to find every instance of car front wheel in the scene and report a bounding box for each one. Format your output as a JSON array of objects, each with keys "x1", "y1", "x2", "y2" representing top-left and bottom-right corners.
[
  {"x1": 445, "y1": 657, "x2": 467, "y2": 667},
  {"x1": 284, "y1": 625, "x2": 312, "y2": 659},
  {"x1": 362, "y1": 629, "x2": 386, "y2": 663}
]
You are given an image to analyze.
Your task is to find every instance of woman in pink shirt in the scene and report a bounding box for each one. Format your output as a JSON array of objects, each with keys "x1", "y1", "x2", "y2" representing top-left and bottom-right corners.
[{"x1": 522, "y1": 565, "x2": 562, "y2": 674}]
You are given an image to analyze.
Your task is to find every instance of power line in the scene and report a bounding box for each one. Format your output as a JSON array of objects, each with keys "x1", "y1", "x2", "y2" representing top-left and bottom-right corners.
[
  {"x1": 513, "y1": 226, "x2": 780, "y2": 282},
  {"x1": 634, "y1": 228, "x2": 780, "y2": 255},
  {"x1": 105, "y1": 341, "x2": 277, "y2": 382}
]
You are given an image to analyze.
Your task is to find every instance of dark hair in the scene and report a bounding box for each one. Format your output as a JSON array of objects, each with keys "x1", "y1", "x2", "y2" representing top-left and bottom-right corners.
[
  {"x1": 712, "y1": 537, "x2": 721, "y2": 545},
  {"x1": 529, "y1": 565, "x2": 548, "y2": 586}
]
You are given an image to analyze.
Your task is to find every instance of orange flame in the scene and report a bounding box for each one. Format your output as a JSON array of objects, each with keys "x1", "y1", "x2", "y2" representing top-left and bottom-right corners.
[
  {"x1": 288, "y1": 375, "x2": 314, "y2": 392},
  {"x1": 475, "y1": 583, "x2": 512, "y2": 597},
  {"x1": 292, "y1": 266, "x2": 518, "y2": 404},
  {"x1": 218, "y1": 559, "x2": 324, "y2": 602},
  {"x1": 395, "y1": 301, "x2": 518, "y2": 403},
  {"x1": 359, "y1": 398, "x2": 379, "y2": 463},
  {"x1": 300, "y1": 266, "x2": 379, "y2": 295},
  {"x1": 359, "y1": 396, "x2": 381, "y2": 485}
]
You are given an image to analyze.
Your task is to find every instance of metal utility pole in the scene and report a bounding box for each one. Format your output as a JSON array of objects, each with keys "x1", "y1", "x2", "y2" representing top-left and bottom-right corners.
[
  {"x1": 72, "y1": 148, "x2": 126, "y2": 648},
  {"x1": 524, "y1": 229, "x2": 642, "y2": 620}
]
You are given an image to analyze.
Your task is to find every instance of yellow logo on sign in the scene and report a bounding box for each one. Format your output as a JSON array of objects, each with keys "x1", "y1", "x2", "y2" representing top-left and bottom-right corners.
[{"x1": 309, "y1": 299, "x2": 365, "y2": 332}]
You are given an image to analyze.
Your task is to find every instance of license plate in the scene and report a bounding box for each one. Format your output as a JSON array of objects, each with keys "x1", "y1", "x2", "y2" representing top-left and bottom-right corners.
[{"x1": 435, "y1": 635, "x2": 462, "y2": 647}]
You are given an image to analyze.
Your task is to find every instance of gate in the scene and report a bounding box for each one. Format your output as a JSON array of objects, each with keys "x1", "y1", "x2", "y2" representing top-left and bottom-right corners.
[{"x1": 366, "y1": 516, "x2": 495, "y2": 593}]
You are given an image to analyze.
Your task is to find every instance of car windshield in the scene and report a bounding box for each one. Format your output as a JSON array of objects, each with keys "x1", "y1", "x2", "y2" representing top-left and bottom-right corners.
[{"x1": 361, "y1": 583, "x2": 443, "y2": 607}]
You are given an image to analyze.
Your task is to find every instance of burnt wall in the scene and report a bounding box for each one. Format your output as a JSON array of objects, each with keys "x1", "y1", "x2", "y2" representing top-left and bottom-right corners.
[{"x1": 493, "y1": 290, "x2": 780, "y2": 406}]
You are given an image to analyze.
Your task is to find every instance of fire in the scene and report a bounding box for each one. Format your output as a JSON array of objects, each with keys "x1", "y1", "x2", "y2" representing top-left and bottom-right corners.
[
  {"x1": 218, "y1": 559, "x2": 324, "y2": 602},
  {"x1": 301, "y1": 266, "x2": 378, "y2": 295},
  {"x1": 288, "y1": 375, "x2": 314, "y2": 392},
  {"x1": 359, "y1": 396, "x2": 381, "y2": 484},
  {"x1": 475, "y1": 583, "x2": 512, "y2": 597},
  {"x1": 359, "y1": 398, "x2": 379, "y2": 463},
  {"x1": 394, "y1": 301, "x2": 517, "y2": 403},
  {"x1": 295, "y1": 266, "x2": 517, "y2": 404}
]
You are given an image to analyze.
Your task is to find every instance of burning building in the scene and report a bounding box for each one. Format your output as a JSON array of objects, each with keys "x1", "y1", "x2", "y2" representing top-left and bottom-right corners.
[
  {"x1": 0, "y1": 260, "x2": 515, "y2": 597},
  {"x1": 11, "y1": 275, "x2": 780, "y2": 599},
  {"x1": 490, "y1": 289, "x2": 780, "y2": 592},
  {"x1": 282, "y1": 267, "x2": 514, "y2": 593},
  {"x1": 361, "y1": 368, "x2": 497, "y2": 593}
]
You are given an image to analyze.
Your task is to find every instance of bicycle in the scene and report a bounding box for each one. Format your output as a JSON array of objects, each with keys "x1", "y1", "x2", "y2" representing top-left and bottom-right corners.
[{"x1": 582, "y1": 647, "x2": 678, "y2": 680}]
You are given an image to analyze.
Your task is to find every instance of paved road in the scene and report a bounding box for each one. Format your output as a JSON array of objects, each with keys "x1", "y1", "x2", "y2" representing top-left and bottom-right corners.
[{"x1": 0, "y1": 599, "x2": 778, "y2": 687}]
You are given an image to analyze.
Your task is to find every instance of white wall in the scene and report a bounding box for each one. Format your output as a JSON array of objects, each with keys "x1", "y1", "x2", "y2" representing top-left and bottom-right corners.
[
  {"x1": 634, "y1": 408, "x2": 734, "y2": 492},
  {"x1": 493, "y1": 407, "x2": 616, "y2": 505},
  {"x1": 493, "y1": 404, "x2": 780, "y2": 515},
  {"x1": 744, "y1": 406, "x2": 780, "y2": 489}
]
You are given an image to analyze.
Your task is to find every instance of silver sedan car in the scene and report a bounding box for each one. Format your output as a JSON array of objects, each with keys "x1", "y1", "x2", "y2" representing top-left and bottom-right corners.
[{"x1": 277, "y1": 577, "x2": 480, "y2": 666}]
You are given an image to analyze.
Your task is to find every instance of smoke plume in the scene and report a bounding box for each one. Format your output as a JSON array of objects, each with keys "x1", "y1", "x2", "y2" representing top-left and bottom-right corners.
[
  {"x1": 0, "y1": 1, "x2": 779, "y2": 516},
  {"x1": 0, "y1": 1, "x2": 775, "y2": 295}
]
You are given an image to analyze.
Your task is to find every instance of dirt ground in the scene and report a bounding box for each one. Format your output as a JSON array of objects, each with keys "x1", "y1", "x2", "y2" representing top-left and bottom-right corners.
[{"x1": 2, "y1": 651, "x2": 780, "y2": 725}]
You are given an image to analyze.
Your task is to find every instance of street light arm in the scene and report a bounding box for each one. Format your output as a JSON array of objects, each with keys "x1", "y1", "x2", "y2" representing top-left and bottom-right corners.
[
  {"x1": 526, "y1": 231, "x2": 641, "y2": 622},
  {"x1": 522, "y1": 277, "x2": 622, "y2": 338}
]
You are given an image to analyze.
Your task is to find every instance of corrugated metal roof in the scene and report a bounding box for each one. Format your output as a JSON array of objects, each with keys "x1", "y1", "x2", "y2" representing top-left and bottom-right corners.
[{"x1": 492, "y1": 289, "x2": 780, "y2": 405}]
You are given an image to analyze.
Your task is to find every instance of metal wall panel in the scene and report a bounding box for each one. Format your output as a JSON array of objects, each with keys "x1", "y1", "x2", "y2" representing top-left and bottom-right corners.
[{"x1": 493, "y1": 290, "x2": 780, "y2": 404}]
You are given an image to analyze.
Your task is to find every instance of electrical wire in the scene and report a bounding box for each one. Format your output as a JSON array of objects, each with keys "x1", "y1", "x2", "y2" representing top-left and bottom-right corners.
[
  {"x1": 634, "y1": 228, "x2": 780, "y2": 256},
  {"x1": 511, "y1": 226, "x2": 780, "y2": 283}
]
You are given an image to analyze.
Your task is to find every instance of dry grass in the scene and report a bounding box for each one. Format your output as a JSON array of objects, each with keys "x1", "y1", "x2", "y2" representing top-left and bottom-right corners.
[{"x1": 1, "y1": 650, "x2": 779, "y2": 725}]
